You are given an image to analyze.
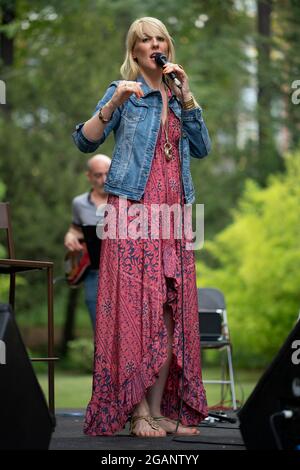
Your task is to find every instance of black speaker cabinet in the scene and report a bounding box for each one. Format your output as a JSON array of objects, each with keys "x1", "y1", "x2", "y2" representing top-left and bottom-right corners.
[
  {"x1": 238, "y1": 318, "x2": 300, "y2": 450},
  {"x1": 0, "y1": 303, "x2": 54, "y2": 450}
]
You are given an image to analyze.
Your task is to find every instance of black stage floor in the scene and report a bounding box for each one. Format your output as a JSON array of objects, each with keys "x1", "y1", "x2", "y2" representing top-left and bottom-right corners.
[{"x1": 49, "y1": 409, "x2": 246, "y2": 450}]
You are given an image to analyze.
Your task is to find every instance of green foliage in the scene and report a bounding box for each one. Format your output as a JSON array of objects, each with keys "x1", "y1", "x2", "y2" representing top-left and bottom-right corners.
[
  {"x1": 67, "y1": 337, "x2": 94, "y2": 374},
  {"x1": 1, "y1": 1, "x2": 299, "y2": 357},
  {"x1": 198, "y1": 150, "x2": 300, "y2": 367},
  {"x1": 0, "y1": 1, "x2": 254, "y2": 268},
  {"x1": 0, "y1": 179, "x2": 5, "y2": 199}
]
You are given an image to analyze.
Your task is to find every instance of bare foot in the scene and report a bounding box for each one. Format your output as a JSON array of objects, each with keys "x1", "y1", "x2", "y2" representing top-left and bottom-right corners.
[
  {"x1": 153, "y1": 416, "x2": 200, "y2": 435},
  {"x1": 130, "y1": 416, "x2": 167, "y2": 438}
]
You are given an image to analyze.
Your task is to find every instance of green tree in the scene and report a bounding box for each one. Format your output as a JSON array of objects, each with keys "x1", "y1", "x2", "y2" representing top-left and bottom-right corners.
[
  {"x1": 199, "y1": 150, "x2": 300, "y2": 367},
  {"x1": 0, "y1": 0, "x2": 299, "y2": 334}
]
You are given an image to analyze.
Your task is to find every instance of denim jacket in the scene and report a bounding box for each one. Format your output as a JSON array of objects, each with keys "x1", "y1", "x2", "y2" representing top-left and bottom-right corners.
[{"x1": 72, "y1": 74, "x2": 211, "y2": 204}]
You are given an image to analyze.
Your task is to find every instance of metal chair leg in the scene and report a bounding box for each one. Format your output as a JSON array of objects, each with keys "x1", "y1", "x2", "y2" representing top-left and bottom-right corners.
[
  {"x1": 47, "y1": 266, "x2": 55, "y2": 418},
  {"x1": 220, "y1": 349, "x2": 227, "y2": 404},
  {"x1": 226, "y1": 344, "x2": 237, "y2": 410}
]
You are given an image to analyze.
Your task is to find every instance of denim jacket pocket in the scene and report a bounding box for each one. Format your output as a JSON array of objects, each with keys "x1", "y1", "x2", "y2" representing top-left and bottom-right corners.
[{"x1": 121, "y1": 103, "x2": 148, "y2": 122}]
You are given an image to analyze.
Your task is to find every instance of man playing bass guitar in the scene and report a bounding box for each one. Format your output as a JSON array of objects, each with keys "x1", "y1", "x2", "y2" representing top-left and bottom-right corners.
[{"x1": 64, "y1": 154, "x2": 111, "y2": 329}]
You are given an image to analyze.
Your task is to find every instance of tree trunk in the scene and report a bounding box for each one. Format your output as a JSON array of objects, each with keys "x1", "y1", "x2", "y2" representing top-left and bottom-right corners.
[
  {"x1": 257, "y1": 0, "x2": 282, "y2": 183},
  {"x1": 0, "y1": 1, "x2": 15, "y2": 66}
]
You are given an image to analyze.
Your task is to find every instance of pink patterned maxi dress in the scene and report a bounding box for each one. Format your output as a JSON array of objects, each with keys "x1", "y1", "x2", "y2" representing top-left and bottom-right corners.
[{"x1": 84, "y1": 101, "x2": 208, "y2": 436}]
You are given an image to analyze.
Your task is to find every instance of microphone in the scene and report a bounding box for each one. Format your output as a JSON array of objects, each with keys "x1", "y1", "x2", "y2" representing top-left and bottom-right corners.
[{"x1": 154, "y1": 53, "x2": 182, "y2": 89}]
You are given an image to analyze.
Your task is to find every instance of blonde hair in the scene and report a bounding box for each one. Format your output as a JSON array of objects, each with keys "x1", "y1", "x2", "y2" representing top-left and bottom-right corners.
[{"x1": 120, "y1": 17, "x2": 175, "y2": 80}]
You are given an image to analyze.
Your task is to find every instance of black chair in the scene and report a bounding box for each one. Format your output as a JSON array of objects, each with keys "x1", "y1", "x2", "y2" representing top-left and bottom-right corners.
[{"x1": 198, "y1": 287, "x2": 237, "y2": 409}]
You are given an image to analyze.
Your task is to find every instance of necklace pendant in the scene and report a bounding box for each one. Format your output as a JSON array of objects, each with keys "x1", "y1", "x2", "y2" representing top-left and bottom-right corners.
[{"x1": 164, "y1": 142, "x2": 173, "y2": 161}]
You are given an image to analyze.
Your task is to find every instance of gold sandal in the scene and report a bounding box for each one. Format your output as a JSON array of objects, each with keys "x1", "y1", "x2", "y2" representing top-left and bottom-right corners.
[
  {"x1": 153, "y1": 416, "x2": 200, "y2": 436},
  {"x1": 130, "y1": 415, "x2": 164, "y2": 437}
]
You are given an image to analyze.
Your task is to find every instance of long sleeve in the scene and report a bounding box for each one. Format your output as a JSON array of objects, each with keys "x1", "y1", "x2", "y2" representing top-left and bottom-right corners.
[
  {"x1": 182, "y1": 107, "x2": 211, "y2": 159},
  {"x1": 72, "y1": 82, "x2": 121, "y2": 153}
]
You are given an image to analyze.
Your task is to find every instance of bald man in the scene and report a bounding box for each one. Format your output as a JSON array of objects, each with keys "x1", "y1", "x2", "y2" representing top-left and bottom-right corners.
[{"x1": 64, "y1": 154, "x2": 111, "y2": 328}]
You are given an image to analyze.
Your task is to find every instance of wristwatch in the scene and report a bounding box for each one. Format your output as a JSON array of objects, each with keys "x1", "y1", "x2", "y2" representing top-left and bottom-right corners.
[{"x1": 98, "y1": 106, "x2": 112, "y2": 123}]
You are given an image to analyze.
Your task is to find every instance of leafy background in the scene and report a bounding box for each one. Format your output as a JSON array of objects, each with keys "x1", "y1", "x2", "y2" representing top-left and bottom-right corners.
[{"x1": 0, "y1": 0, "x2": 300, "y2": 368}]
